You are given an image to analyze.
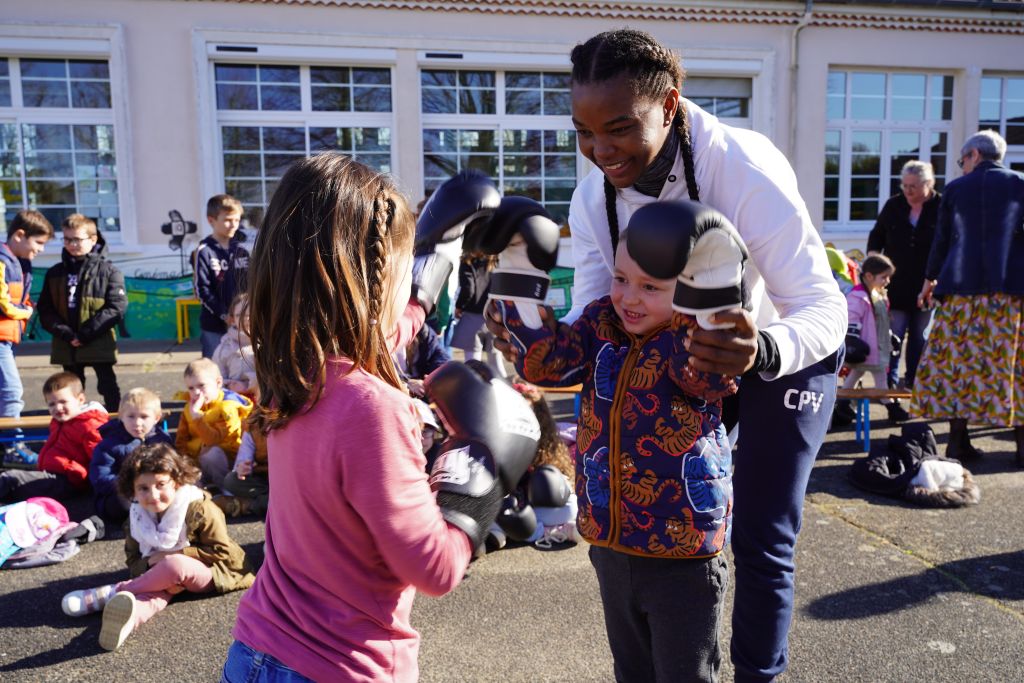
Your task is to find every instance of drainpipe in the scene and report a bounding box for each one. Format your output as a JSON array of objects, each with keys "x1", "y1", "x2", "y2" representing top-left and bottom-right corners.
[{"x1": 789, "y1": 0, "x2": 814, "y2": 161}]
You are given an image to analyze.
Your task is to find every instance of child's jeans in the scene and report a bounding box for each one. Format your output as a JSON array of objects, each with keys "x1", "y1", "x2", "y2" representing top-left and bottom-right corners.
[
  {"x1": 0, "y1": 470, "x2": 74, "y2": 503},
  {"x1": 117, "y1": 554, "x2": 214, "y2": 627},
  {"x1": 589, "y1": 546, "x2": 728, "y2": 683},
  {"x1": 222, "y1": 471, "x2": 269, "y2": 516},
  {"x1": 222, "y1": 640, "x2": 314, "y2": 683},
  {"x1": 199, "y1": 446, "x2": 230, "y2": 489},
  {"x1": 0, "y1": 341, "x2": 24, "y2": 418}
]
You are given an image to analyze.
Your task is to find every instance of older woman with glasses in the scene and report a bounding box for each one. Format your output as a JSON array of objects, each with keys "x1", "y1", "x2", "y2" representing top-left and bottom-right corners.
[{"x1": 866, "y1": 160, "x2": 941, "y2": 391}]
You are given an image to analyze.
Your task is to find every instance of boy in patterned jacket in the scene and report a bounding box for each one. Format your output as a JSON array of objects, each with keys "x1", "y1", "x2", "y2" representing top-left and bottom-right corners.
[{"x1": 499, "y1": 232, "x2": 739, "y2": 680}]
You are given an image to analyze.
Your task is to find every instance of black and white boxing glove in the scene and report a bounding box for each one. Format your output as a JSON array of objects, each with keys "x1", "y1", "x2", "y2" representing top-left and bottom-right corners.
[
  {"x1": 472, "y1": 196, "x2": 560, "y2": 329},
  {"x1": 496, "y1": 489, "x2": 538, "y2": 542},
  {"x1": 425, "y1": 361, "x2": 541, "y2": 548},
  {"x1": 527, "y1": 464, "x2": 571, "y2": 509},
  {"x1": 412, "y1": 171, "x2": 500, "y2": 316},
  {"x1": 625, "y1": 199, "x2": 749, "y2": 330}
]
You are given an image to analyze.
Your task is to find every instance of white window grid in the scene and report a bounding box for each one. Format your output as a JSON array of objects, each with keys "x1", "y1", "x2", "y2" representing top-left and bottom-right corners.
[
  {"x1": 0, "y1": 56, "x2": 119, "y2": 233},
  {"x1": 980, "y1": 75, "x2": 1024, "y2": 147},
  {"x1": 214, "y1": 63, "x2": 396, "y2": 228},
  {"x1": 825, "y1": 69, "x2": 953, "y2": 229},
  {"x1": 18, "y1": 57, "x2": 111, "y2": 109}
]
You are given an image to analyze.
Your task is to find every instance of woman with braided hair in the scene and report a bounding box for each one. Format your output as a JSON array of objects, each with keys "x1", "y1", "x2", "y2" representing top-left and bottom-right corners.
[{"x1": 487, "y1": 28, "x2": 846, "y2": 682}]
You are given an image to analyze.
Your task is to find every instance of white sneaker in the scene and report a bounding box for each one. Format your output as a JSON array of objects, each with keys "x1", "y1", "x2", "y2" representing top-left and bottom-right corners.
[
  {"x1": 61, "y1": 584, "x2": 116, "y2": 617},
  {"x1": 534, "y1": 521, "x2": 580, "y2": 549},
  {"x1": 99, "y1": 592, "x2": 137, "y2": 651}
]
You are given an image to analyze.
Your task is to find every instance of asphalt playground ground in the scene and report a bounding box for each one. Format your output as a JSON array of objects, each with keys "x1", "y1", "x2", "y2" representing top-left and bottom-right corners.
[{"x1": 1, "y1": 339, "x2": 1021, "y2": 682}]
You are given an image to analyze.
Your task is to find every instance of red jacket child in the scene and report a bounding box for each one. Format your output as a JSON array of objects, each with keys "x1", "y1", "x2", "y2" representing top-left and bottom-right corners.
[{"x1": 38, "y1": 401, "x2": 108, "y2": 490}]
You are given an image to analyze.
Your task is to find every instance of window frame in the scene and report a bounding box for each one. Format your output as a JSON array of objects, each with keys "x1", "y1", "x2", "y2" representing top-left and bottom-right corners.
[
  {"x1": 0, "y1": 24, "x2": 135, "y2": 245},
  {"x1": 979, "y1": 73, "x2": 1024, "y2": 149}
]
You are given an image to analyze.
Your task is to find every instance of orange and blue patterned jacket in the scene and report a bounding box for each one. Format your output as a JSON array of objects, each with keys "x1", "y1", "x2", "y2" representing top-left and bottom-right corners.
[
  {"x1": 502, "y1": 297, "x2": 738, "y2": 559},
  {"x1": 0, "y1": 243, "x2": 33, "y2": 343}
]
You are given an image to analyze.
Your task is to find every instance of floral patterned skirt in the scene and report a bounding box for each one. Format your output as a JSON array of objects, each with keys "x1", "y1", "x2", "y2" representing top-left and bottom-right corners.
[{"x1": 913, "y1": 293, "x2": 1024, "y2": 426}]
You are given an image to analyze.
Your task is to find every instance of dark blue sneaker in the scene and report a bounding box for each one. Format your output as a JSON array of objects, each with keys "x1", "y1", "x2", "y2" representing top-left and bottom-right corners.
[{"x1": 2, "y1": 443, "x2": 38, "y2": 468}]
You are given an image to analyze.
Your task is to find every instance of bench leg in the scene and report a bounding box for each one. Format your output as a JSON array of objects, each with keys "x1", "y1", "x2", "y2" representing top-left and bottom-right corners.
[{"x1": 856, "y1": 398, "x2": 870, "y2": 451}]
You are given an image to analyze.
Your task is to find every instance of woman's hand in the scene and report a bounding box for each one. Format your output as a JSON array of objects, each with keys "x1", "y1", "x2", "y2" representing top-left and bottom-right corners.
[
  {"x1": 406, "y1": 378, "x2": 426, "y2": 398},
  {"x1": 484, "y1": 300, "x2": 516, "y2": 362},
  {"x1": 685, "y1": 309, "x2": 759, "y2": 376},
  {"x1": 917, "y1": 279, "x2": 936, "y2": 309}
]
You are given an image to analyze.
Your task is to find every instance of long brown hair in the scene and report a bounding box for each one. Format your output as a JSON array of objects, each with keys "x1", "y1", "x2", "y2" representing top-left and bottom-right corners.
[
  {"x1": 570, "y1": 29, "x2": 701, "y2": 254},
  {"x1": 248, "y1": 153, "x2": 415, "y2": 432}
]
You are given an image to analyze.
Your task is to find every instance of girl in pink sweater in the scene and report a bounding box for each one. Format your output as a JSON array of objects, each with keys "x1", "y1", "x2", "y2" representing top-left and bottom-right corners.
[{"x1": 222, "y1": 155, "x2": 473, "y2": 682}]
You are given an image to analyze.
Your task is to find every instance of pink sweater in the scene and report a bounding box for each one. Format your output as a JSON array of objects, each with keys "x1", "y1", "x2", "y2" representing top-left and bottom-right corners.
[{"x1": 234, "y1": 308, "x2": 472, "y2": 682}]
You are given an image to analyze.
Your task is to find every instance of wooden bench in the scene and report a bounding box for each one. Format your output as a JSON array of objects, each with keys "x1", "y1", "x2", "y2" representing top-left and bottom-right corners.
[
  {"x1": 836, "y1": 387, "x2": 914, "y2": 451},
  {"x1": 0, "y1": 402, "x2": 186, "y2": 448},
  {"x1": 539, "y1": 384, "x2": 583, "y2": 418}
]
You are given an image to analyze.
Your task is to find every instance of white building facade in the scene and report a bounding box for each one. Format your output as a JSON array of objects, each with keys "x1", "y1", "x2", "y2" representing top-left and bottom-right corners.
[{"x1": 2, "y1": 0, "x2": 1022, "y2": 273}]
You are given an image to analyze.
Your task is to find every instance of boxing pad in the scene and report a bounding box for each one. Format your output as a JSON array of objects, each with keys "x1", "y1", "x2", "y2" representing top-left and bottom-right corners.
[
  {"x1": 625, "y1": 199, "x2": 749, "y2": 330},
  {"x1": 474, "y1": 196, "x2": 560, "y2": 329},
  {"x1": 426, "y1": 361, "x2": 541, "y2": 546},
  {"x1": 496, "y1": 490, "x2": 538, "y2": 542},
  {"x1": 527, "y1": 464, "x2": 571, "y2": 509},
  {"x1": 412, "y1": 171, "x2": 500, "y2": 315}
]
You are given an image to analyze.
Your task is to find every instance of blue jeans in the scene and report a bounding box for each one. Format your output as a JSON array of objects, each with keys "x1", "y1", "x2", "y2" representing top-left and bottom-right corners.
[
  {"x1": 0, "y1": 341, "x2": 24, "y2": 418},
  {"x1": 887, "y1": 307, "x2": 934, "y2": 389},
  {"x1": 201, "y1": 329, "x2": 225, "y2": 359},
  {"x1": 221, "y1": 641, "x2": 313, "y2": 683}
]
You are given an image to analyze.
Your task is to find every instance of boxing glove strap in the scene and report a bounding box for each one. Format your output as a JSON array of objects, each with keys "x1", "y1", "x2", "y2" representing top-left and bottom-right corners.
[
  {"x1": 673, "y1": 281, "x2": 743, "y2": 311},
  {"x1": 489, "y1": 269, "x2": 550, "y2": 303}
]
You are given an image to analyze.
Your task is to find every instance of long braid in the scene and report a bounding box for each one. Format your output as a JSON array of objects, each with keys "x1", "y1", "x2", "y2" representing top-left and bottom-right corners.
[
  {"x1": 676, "y1": 105, "x2": 700, "y2": 201},
  {"x1": 604, "y1": 176, "x2": 620, "y2": 254},
  {"x1": 366, "y1": 194, "x2": 389, "y2": 363}
]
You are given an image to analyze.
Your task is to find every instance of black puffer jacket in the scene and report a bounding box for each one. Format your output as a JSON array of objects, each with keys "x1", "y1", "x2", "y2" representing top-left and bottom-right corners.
[{"x1": 866, "y1": 192, "x2": 940, "y2": 311}]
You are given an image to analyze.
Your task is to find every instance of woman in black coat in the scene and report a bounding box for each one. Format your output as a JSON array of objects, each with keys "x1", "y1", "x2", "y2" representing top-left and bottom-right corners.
[{"x1": 866, "y1": 160, "x2": 940, "y2": 390}]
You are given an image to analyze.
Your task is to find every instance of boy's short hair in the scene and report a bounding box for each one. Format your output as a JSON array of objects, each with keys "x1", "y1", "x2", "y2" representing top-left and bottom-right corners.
[
  {"x1": 119, "y1": 387, "x2": 162, "y2": 415},
  {"x1": 43, "y1": 371, "x2": 84, "y2": 397},
  {"x1": 207, "y1": 194, "x2": 243, "y2": 218},
  {"x1": 8, "y1": 209, "x2": 54, "y2": 239},
  {"x1": 184, "y1": 357, "x2": 221, "y2": 380},
  {"x1": 61, "y1": 213, "x2": 98, "y2": 238}
]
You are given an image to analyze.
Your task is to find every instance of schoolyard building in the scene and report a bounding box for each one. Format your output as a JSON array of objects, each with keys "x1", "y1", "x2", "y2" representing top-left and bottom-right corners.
[{"x1": 2, "y1": 0, "x2": 1022, "y2": 284}]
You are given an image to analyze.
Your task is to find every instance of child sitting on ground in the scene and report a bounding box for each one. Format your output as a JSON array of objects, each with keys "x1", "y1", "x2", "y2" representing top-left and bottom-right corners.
[
  {"x1": 60, "y1": 443, "x2": 254, "y2": 651},
  {"x1": 0, "y1": 372, "x2": 107, "y2": 503},
  {"x1": 90, "y1": 388, "x2": 173, "y2": 523},
  {"x1": 211, "y1": 293, "x2": 256, "y2": 397},
  {"x1": 213, "y1": 420, "x2": 268, "y2": 519},
  {"x1": 175, "y1": 359, "x2": 252, "y2": 490},
  {"x1": 840, "y1": 253, "x2": 910, "y2": 423}
]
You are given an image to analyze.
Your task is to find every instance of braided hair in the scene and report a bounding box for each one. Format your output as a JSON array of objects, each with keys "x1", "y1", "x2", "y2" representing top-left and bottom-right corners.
[{"x1": 570, "y1": 29, "x2": 700, "y2": 254}]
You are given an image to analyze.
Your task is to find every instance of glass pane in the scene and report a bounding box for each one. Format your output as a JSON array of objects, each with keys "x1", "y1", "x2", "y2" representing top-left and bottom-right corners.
[
  {"x1": 75, "y1": 152, "x2": 117, "y2": 179},
  {"x1": 850, "y1": 177, "x2": 879, "y2": 199},
  {"x1": 244, "y1": 206, "x2": 264, "y2": 231},
  {"x1": 21, "y1": 59, "x2": 66, "y2": 78},
  {"x1": 224, "y1": 179, "x2": 263, "y2": 204},
  {"x1": 357, "y1": 154, "x2": 390, "y2": 173},
  {"x1": 0, "y1": 153, "x2": 18, "y2": 176},
  {"x1": 422, "y1": 89, "x2": 456, "y2": 114},
  {"x1": 1005, "y1": 99, "x2": 1024, "y2": 119},
  {"x1": 851, "y1": 155, "x2": 880, "y2": 175},
  {"x1": 1006, "y1": 78, "x2": 1024, "y2": 99},
  {"x1": 260, "y1": 85, "x2": 301, "y2": 111},
  {"x1": 312, "y1": 86, "x2": 351, "y2": 111},
  {"x1": 545, "y1": 130, "x2": 576, "y2": 153},
  {"x1": 262, "y1": 127, "x2": 305, "y2": 151},
  {"x1": 1007, "y1": 123, "x2": 1024, "y2": 146},
  {"x1": 850, "y1": 200, "x2": 878, "y2": 221},
  {"x1": 215, "y1": 64, "x2": 257, "y2": 81},
  {"x1": 544, "y1": 154, "x2": 576, "y2": 178},
  {"x1": 423, "y1": 129, "x2": 457, "y2": 153},
  {"x1": 22, "y1": 81, "x2": 68, "y2": 108},
  {"x1": 223, "y1": 153, "x2": 262, "y2": 177},
  {"x1": 825, "y1": 177, "x2": 839, "y2": 198},
  {"x1": 459, "y1": 89, "x2": 495, "y2": 114},
  {"x1": 424, "y1": 155, "x2": 458, "y2": 178},
  {"x1": 311, "y1": 66, "x2": 349, "y2": 84},
  {"x1": 891, "y1": 132, "x2": 920, "y2": 156},
  {"x1": 459, "y1": 129, "x2": 496, "y2": 153},
  {"x1": 715, "y1": 98, "x2": 748, "y2": 118},
  {"x1": 824, "y1": 200, "x2": 838, "y2": 221},
  {"x1": 850, "y1": 95, "x2": 885, "y2": 119},
  {"x1": 0, "y1": 60, "x2": 8, "y2": 77},
  {"x1": 71, "y1": 82, "x2": 111, "y2": 108},
  {"x1": 310, "y1": 127, "x2": 352, "y2": 151},
  {"x1": 259, "y1": 65, "x2": 299, "y2": 83},
  {"x1": 543, "y1": 91, "x2": 571, "y2": 116},
  {"x1": 353, "y1": 127, "x2": 389, "y2": 152},
  {"x1": 23, "y1": 152, "x2": 73, "y2": 177},
  {"x1": 851, "y1": 131, "x2": 881, "y2": 155},
  {"x1": 851, "y1": 72, "x2": 885, "y2": 97},
  {"x1": 891, "y1": 74, "x2": 926, "y2": 98},
  {"x1": 891, "y1": 97, "x2": 923, "y2": 121},
  {"x1": 544, "y1": 73, "x2": 570, "y2": 89},
  {"x1": 506, "y1": 72, "x2": 540, "y2": 88},
  {"x1": 503, "y1": 155, "x2": 541, "y2": 176},
  {"x1": 222, "y1": 126, "x2": 260, "y2": 151},
  {"x1": 0, "y1": 81, "x2": 11, "y2": 107},
  {"x1": 26, "y1": 179, "x2": 75, "y2": 204},
  {"x1": 264, "y1": 153, "x2": 303, "y2": 177},
  {"x1": 460, "y1": 71, "x2": 495, "y2": 88},
  {"x1": 353, "y1": 68, "x2": 390, "y2": 85},
  {"x1": 461, "y1": 155, "x2": 498, "y2": 176},
  {"x1": 0, "y1": 180, "x2": 23, "y2": 203},
  {"x1": 979, "y1": 100, "x2": 1001, "y2": 121},
  {"x1": 544, "y1": 179, "x2": 575, "y2": 202},
  {"x1": 503, "y1": 129, "x2": 541, "y2": 153},
  {"x1": 850, "y1": 73, "x2": 885, "y2": 119},
  {"x1": 826, "y1": 72, "x2": 846, "y2": 119},
  {"x1": 824, "y1": 154, "x2": 840, "y2": 175},
  {"x1": 503, "y1": 179, "x2": 542, "y2": 201},
  {"x1": 353, "y1": 87, "x2": 391, "y2": 112},
  {"x1": 421, "y1": 70, "x2": 455, "y2": 88},
  {"x1": 69, "y1": 60, "x2": 109, "y2": 79},
  {"x1": 507, "y1": 90, "x2": 541, "y2": 115},
  {"x1": 23, "y1": 124, "x2": 71, "y2": 150},
  {"x1": 217, "y1": 83, "x2": 258, "y2": 110}
]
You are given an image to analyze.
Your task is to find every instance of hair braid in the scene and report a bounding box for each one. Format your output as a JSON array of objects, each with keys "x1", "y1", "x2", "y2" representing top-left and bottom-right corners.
[
  {"x1": 604, "y1": 176, "x2": 620, "y2": 254},
  {"x1": 366, "y1": 194, "x2": 390, "y2": 331},
  {"x1": 676, "y1": 105, "x2": 700, "y2": 201}
]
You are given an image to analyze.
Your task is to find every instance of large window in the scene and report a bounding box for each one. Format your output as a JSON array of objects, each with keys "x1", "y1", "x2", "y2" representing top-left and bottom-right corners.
[
  {"x1": 824, "y1": 70, "x2": 953, "y2": 226},
  {"x1": 685, "y1": 77, "x2": 752, "y2": 129},
  {"x1": 421, "y1": 68, "x2": 576, "y2": 226},
  {"x1": 214, "y1": 62, "x2": 393, "y2": 228},
  {"x1": 980, "y1": 75, "x2": 1024, "y2": 147},
  {"x1": 0, "y1": 57, "x2": 120, "y2": 232}
]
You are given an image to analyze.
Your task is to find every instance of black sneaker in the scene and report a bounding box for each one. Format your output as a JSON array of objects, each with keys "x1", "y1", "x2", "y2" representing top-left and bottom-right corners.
[
  {"x1": 886, "y1": 402, "x2": 911, "y2": 423},
  {"x1": 832, "y1": 399, "x2": 856, "y2": 427}
]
